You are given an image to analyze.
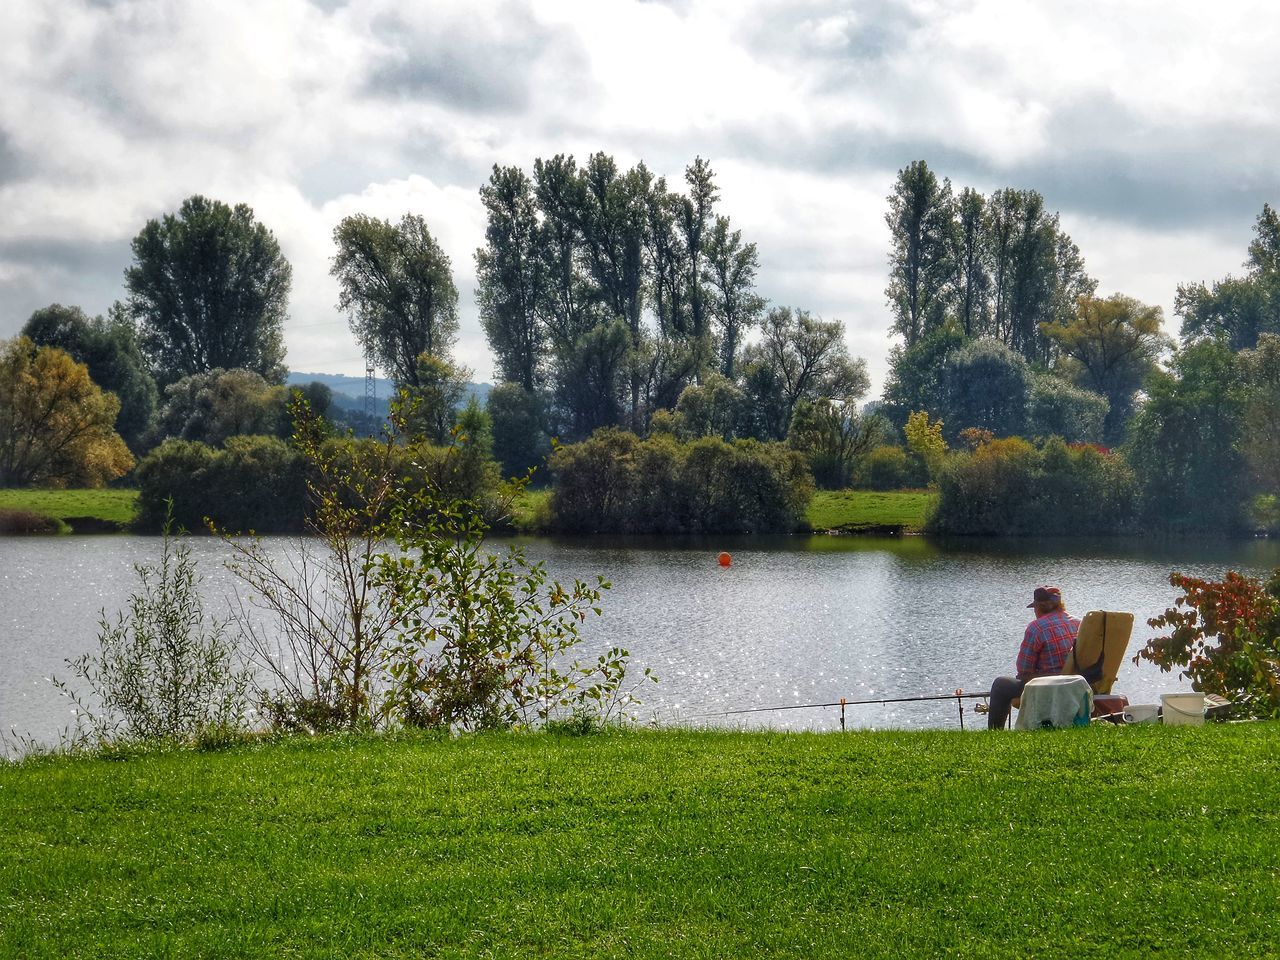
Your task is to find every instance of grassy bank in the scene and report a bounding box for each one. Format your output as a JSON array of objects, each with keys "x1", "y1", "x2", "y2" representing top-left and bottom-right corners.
[
  {"x1": 807, "y1": 489, "x2": 935, "y2": 533},
  {"x1": 3, "y1": 726, "x2": 1277, "y2": 958},
  {"x1": 507, "y1": 488, "x2": 935, "y2": 535},
  {"x1": 0, "y1": 488, "x2": 138, "y2": 531}
]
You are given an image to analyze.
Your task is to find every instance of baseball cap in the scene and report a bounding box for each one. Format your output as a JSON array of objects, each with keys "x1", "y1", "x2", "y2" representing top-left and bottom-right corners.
[{"x1": 1027, "y1": 586, "x2": 1062, "y2": 608}]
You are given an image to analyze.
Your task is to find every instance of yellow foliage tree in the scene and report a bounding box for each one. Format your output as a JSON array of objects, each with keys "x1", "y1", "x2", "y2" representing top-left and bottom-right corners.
[
  {"x1": 0, "y1": 337, "x2": 134, "y2": 487},
  {"x1": 904, "y1": 409, "x2": 947, "y2": 482}
]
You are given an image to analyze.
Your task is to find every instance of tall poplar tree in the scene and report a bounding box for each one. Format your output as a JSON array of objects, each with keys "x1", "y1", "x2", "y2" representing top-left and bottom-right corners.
[{"x1": 885, "y1": 161, "x2": 953, "y2": 346}]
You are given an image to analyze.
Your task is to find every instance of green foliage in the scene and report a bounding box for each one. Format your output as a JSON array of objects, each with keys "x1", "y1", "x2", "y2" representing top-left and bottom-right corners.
[
  {"x1": 331, "y1": 213, "x2": 460, "y2": 388},
  {"x1": 21, "y1": 302, "x2": 158, "y2": 450},
  {"x1": 222, "y1": 398, "x2": 645, "y2": 733},
  {"x1": 487, "y1": 382, "x2": 551, "y2": 480},
  {"x1": 53, "y1": 512, "x2": 249, "y2": 744},
  {"x1": 1026, "y1": 373, "x2": 1109, "y2": 443},
  {"x1": 1125, "y1": 339, "x2": 1250, "y2": 532},
  {"x1": 942, "y1": 337, "x2": 1030, "y2": 438},
  {"x1": 126, "y1": 195, "x2": 290, "y2": 385},
  {"x1": 884, "y1": 160, "x2": 954, "y2": 346},
  {"x1": 903, "y1": 410, "x2": 947, "y2": 483},
  {"x1": 1041, "y1": 293, "x2": 1169, "y2": 443},
  {"x1": 930, "y1": 436, "x2": 1138, "y2": 535},
  {"x1": 787, "y1": 399, "x2": 882, "y2": 489},
  {"x1": 151, "y1": 368, "x2": 293, "y2": 447},
  {"x1": 880, "y1": 321, "x2": 968, "y2": 430},
  {"x1": 1138, "y1": 569, "x2": 1280, "y2": 719},
  {"x1": 673, "y1": 373, "x2": 748, "y2": 441},
  {"x1": 853, "y1": 445, "x2": 919, "y2": 490},
  {"x1": 135, "y1": 436, "x2": 303, "y2": 533},
  {"x1": 549, "y1": 428, "x2": 813, "y2": 534},
  {"x1": 740, "y1": 307, "x2": 869, "y2": 441},
  {"x1": 1176, "y1": 203, "x2": 1280, "y2": 350},
  {"x1": 404, "y1": 354, "x2": 470, "y2": 445},
  {"x1": 1238, "y1": 333, "x2": 1280, "y2": 499}
]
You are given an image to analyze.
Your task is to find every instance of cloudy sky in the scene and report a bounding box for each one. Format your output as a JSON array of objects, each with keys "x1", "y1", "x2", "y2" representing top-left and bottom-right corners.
[{"x1": 2, "y1": 0, "x2": 1277, "y2": 391}]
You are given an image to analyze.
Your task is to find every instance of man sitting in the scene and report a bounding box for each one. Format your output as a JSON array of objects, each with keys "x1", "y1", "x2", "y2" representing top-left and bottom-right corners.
[{"x1": 987, "y1": 586, "x2": 1081, "y2": 730}]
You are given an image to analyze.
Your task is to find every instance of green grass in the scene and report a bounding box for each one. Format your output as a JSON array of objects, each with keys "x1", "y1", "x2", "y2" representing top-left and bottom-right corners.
[
  {"x1": 807, "y1": 489, "x2": 936, "y2": 533},
  {"x1": 504, "y1": 486, "x2": 552, "y2": 532},
  {"x1": 0, "y1": 488, "x2": 138, "y2": 530},
  {"x1": 2, "y1": 726, "x2": 1277, "y2": 958}
]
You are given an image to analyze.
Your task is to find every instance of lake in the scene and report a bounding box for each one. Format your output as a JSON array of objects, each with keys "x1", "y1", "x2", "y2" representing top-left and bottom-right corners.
[{"x1": 3, "y1": 533, "x2": 1278, "y2": 751}]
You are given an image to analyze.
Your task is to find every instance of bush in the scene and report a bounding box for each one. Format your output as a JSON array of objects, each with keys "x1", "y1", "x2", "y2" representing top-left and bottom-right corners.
[
  {"x1": 54, "y1": 514, "x2": 250, "y2": 744},
  {"x1": 488, "y1": 384, "x2": 551, "y2": 481},
  {"x1": 1137, "y1": 569, "x2": 1280, "y2": 719},
  {"x1": 549, "y1": 428, "x2": 813, "y2": 534},
  {"x1": 1026, "y1": 374, "x2": 1108, "y2": 443},
  {"x1": 136, "y1": 436, "x2": 303, "y2": 532},
  {"x1": 854, "y1": 445, "x2": 919, "y2": 490},
  {"x1": 0, "y1": 507, "x2": 67, "y2": 534},
  {"x1": 928, "y1": 436, "x2": 1138, "y2": 535},
  {"x1": 138, "y1": 431, "x2": 504, "y2": 533}
]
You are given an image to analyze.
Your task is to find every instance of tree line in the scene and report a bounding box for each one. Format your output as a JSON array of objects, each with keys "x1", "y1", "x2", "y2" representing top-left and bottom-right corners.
[{"x1": 2, "y1": 154, "x2": 1276, "y2": 536}]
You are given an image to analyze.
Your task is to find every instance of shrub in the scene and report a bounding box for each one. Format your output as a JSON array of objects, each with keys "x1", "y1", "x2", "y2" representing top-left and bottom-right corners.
[
  {"x1": 1136, "y1": 569, "x2": 1280, "y2": 719},
  {"x1": 488, "y1": 383, "x2": 551, "y2": 481},
  {"x1": 54, "y1": 512, "x2": 250, "y2": 744},
  {"x1": 222, "y1": 399, "x2": 649, "y2": 733},
  {"x1": 135, "y1": 438, "x2": 220, "y2": 530},
  {"x1": 1027, "y1": 374, "x2": 1109, "y2": 443},
  {"x1": 549, "y1": 429, "x2": 813, "y2": 534},
  {"x1": 929, "y1": 436, "x2": 1138, "y2": 535},
  {"x1": 0, "y1": 507, "x2": 67, "y2": 534},
  {"x1": 854, "y1": 445, "x2": 917, "y2": 490}
]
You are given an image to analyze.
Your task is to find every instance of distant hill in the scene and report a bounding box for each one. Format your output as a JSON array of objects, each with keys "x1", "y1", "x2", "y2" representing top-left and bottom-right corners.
[{"x1": 288, "y1": 372, "x2": 492, "y2": 417}]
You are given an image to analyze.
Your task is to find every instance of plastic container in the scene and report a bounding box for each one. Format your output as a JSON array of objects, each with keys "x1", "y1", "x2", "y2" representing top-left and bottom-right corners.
[
  {"x1": 1161, "y1": 693, "x2": 1205, "y2": 726},
  {"x1": 1122, "y1": 703, "x2": 1159, "y2": 725}
]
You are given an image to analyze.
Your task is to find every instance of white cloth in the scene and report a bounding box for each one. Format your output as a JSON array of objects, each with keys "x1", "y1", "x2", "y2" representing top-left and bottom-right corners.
[{"x1": 1015, "y1": 675, "x2": 1093, "y2": 730}]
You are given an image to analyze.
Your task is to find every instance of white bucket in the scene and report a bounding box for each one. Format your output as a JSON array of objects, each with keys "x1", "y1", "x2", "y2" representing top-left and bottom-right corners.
[
  {"x1": 1161, "y1": 693, "x2": 1205, "y2": 727},
  {"x1": 1122, "y1": 703, "x2": 1160, "y2": 725}
]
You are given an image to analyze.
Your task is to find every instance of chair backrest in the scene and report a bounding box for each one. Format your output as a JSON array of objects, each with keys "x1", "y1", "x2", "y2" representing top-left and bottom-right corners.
[{"x1": 1062, "y1": 611, "x2": 1134, "y2": 694}]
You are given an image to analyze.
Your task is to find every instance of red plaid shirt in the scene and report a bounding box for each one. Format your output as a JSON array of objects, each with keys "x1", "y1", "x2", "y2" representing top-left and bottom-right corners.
[{"x1": 1017, "y1": 610, "x2": 1080, "y2": 677}]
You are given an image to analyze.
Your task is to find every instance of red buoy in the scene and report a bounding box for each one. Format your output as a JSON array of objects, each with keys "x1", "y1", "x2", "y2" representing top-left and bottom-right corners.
[{"x1": 718, "y1": 552, "x2": 732, "y2": 567}]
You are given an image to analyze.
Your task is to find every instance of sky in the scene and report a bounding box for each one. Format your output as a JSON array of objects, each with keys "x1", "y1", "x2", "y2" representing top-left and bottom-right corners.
[{"x1": 2, "y1": 0, "x2": 1278, "y2": 393}]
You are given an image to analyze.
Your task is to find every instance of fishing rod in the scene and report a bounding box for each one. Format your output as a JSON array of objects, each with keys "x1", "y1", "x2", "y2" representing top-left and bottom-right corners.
[{"x1": 687, "y1": 689, "x2": 993, "y2": 731}]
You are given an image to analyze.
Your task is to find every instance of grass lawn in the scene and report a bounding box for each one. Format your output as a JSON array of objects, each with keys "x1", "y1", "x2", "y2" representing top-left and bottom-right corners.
[
  {"x1": 807, "y1": 489, "x2": 936, "y2": 533},
  {"x1": 2, "y1": 726, "x2": 1277, "y2": 958},
  {"x1": 0, "y1": 488, "x2": 138, "y2": 530}
]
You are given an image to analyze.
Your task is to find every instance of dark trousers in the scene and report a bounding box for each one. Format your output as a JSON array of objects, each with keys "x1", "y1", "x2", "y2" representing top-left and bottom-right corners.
[{"x1": 987, "y1": 676, "x2": 1027, "y2": 730}]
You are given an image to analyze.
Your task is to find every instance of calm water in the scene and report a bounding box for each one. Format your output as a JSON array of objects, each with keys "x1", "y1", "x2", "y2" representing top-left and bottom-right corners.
[{"x1": 4, "y1": 533, "x2": 1279, "y2": 749}]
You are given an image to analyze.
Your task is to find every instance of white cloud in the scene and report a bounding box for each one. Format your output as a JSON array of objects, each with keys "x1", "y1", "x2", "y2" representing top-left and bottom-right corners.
[{"x1": 1, "y1": 0, "x2": 1278, "y2": 396}]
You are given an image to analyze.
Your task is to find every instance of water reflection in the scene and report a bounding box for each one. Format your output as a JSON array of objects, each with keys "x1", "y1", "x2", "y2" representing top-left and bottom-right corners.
[{"x1": 3, "y1": 533, "x2": 1277, "y2": 747}]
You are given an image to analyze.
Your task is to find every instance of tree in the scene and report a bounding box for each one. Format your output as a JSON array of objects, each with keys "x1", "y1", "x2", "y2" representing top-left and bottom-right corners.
[
  {"x1": 0, "y1": 338, "x2": 134, "y2": 487},
  {"x1": 22, "y1": 302, "x2": 158, "y2": 450},
  {"x1": 1176, "y1": 204, "x2": 1280, "y2": 350},
  {"x1": 903, "y1": 410, "x2": 947, "y2": 483},
  {"x1": 1026, "y1": 374, "x2": 1109, "y2": 444},
  {"x1": 880, "y1": 321, "x2": 969, "y2": 430},
  {"x1": 126, "y1": 195, "x2": 290, "y2": 385},
  {"x1": 151, "y1": 368, "x2": 287, "y2": 447},
  {"x1": 674, "y1": 373, "x2": 747, "y2": 441},
  {"x1": 487, "y1": 383, "x2": 550, "y2": 481},
  {"x1": 740, "y1": 307, "x2": 869, "y2": 441},
  {"x1": 1125, "y1": 339, "x2": 1250, "y2": 531},
  {"x1": 789, "y1": 399, "x2": 882, "y2": 489},
  {"x1": 332, "y1": 213, "x2": 460, "y2": 388},
  {"x1": 1238, "y1": 333, "x2": 1280, "y2": 500},
  {"x1": 705, "y1": 215, "x2": 765, "y2": 378},
  {"x1": 885, "y1": 161, "x2": 954, "y2": 346},
  {"x1": 476, "y1": 165, "x2": 547, "y2": 392},
  {"x1": 407, "y1": 353, "x2": 472, "y2": 446},
  {"x1": 1041, "y1": 293, "x2": 1170, "y2": 443},
  {"x1": 947, "y1": 187, "x2": 990, "y2": 337},
  {"x1": 986, "y1": 188, "x2": 1095, "y2": 364},
  {"x1": 942, "y1": 337, "x2": 1031, "y2": 439}
]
